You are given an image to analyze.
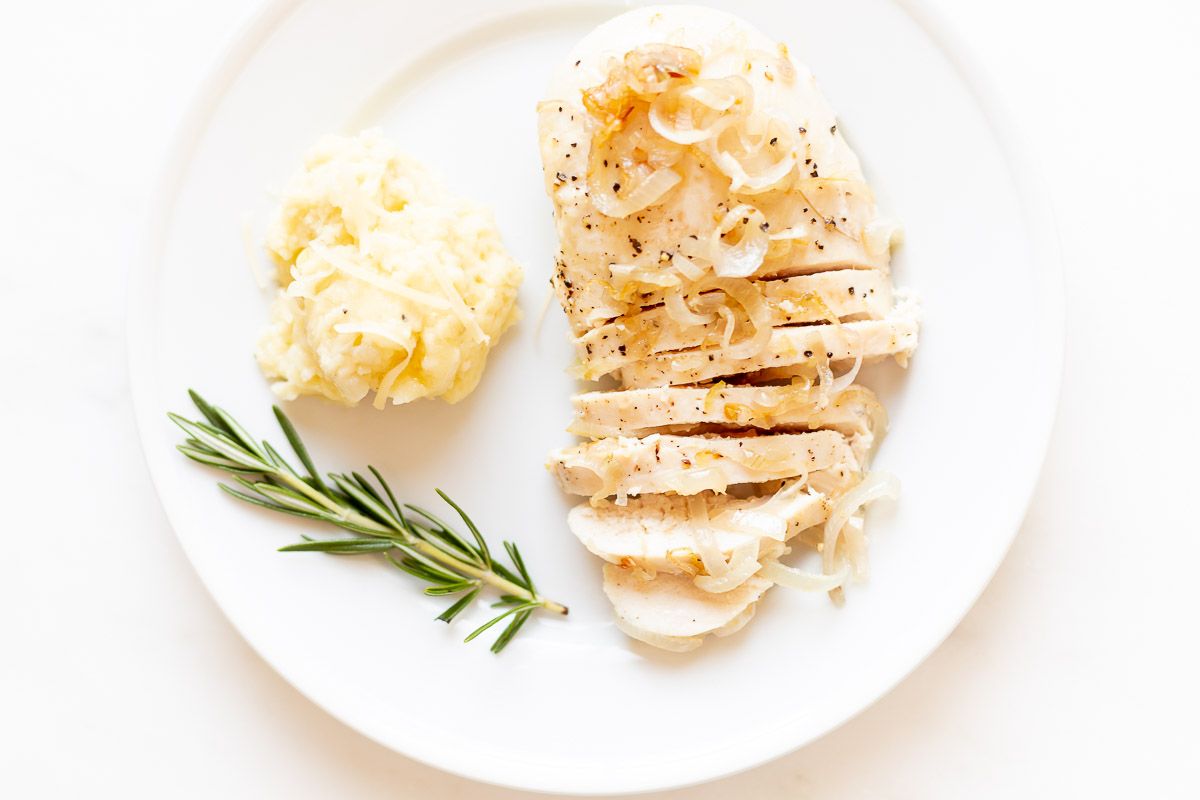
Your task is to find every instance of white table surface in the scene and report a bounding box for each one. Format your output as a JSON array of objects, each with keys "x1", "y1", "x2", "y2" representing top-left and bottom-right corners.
[{"x1": 2, "y1": 0, "x2": 1197, "y2": 796}]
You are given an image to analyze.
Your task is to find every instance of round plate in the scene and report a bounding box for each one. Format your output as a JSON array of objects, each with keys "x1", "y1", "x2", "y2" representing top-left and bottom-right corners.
[{"x1": 129, "y1": 0, "x2": 1063, "y2": 794}]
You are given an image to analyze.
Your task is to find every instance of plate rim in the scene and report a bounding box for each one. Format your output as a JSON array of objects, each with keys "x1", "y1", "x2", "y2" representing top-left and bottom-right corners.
[{"x1": 126, "y1": 0, "x2": 1065, "y2": 793}]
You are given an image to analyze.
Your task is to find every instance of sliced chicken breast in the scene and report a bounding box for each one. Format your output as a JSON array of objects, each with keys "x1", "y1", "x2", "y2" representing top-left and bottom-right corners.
[
  {"x1": 617, "y1": 298, "x2": 919, "y2": 387},
  {"x1": 549, "y1": 429, "x2": 856, "y2": 499},
  {"x1": 603, "y1": 563, "x2": 773, "y2": 651},
  {"x1": 540, "y1": 5, "x2": 916, "y2": 653},
  {"x1": 538, "y1": 5, "x2": 894, "y2": 334},
  {"x1": 570, "y1": 481, "x2": 832, "y2": 574},
  {"x1": 626, "y1": 267, "x2": 893, "y2": 319},
  {"x1": 574, "y1": 269, "x2": 893, "y2": 377},
  {"x1": 569, "y1": 383, "x2": 885, "y2": 439}
]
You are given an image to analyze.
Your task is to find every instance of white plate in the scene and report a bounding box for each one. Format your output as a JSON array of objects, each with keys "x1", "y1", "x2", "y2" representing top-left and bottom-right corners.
[{"x1": 129, "y1": 0, "x2": 1062, "y2": 794}]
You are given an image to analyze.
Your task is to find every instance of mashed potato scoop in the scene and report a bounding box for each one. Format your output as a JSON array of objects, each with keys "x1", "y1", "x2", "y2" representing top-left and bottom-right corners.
[{"x1": 256, "y1": 130, "x2": 523, "y2": 407}]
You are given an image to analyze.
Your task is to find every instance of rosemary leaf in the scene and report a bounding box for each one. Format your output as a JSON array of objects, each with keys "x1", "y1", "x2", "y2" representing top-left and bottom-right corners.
[
  {"x1": 405, "y1": 507, "x2": 483, "y2": 566},
  {"x1": 436, "y1": 588, "x2": 480, "y2": 623},
  {"x1": 169, "y1": 414, "x2": 270, "y2": 471},
  {"x1": 490, "y1": 609, "x2": 533, "y2": 654},
  {"x1": 241, "y1": 479, "x2": 330, "y2": 516},
  {"x1": 272, "y1": 405, "x2": 327, "y2": 493},
  {"x1": 188, "y1": 389, "x2": 225, "y2": 430},
  {"x1": 464, "y1": 602, "x2": 539, "y2": 643},
  {"x1": 329, "y1": 473, "x2": 398, "y2": 529},
  {"x1": 217, "y1": 483, "x2": 330, "y2": 522},
  {"x1": 504, "y1": 541, "x2": 535, "y2": 594},
  {"x1": 176, "y1": 445, "x2": 263, "y2": 474},
  {"x1": 423, "y1": 581, "x2": 479, "y2": 596},
  {"x1": 350, "y1": 472, "x2": 390, "y2": 513},
  {"x1": 262, "y1": 441, "x2": 302, "y2": 478},
  {"x1": 280, "y1": 539, "x2": 396, "y2": 554},
  {"x1": 368, "y1": 465, "x2": 404, "y2": 520},
  {"x1": 437, "y1": 489, "x2": 491, "y2": 569}
]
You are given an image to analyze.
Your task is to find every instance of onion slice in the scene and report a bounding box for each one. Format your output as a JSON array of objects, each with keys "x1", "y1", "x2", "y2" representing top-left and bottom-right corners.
[
  {"x1": 842, "y1": 514, "x2": 869, "y2": 580},
  {"x1": 649, "y1": 76, "x2": 752, "y2": 145},
  {"x1": 829, "y1": 330, "x2": 864, "y2": 395},
  {"x1": 694, "y1": 537, "x2": 761, "y2": 594},
  {"x1": 760, "y1": 559, "x2": 851, "y2": 592},
  {"x1": 715, "y1": 305, "x2": 736, "y2": 348},
  {"x1": 687, "y1": 495, "x2": 726, "y2": 577},
  {"x1": 694, "y1": 277, "x2": 772, "y2": 360},
  {"x1": 709, "y1": 204, "x2": 769, "y2": 277},
  {"x1": 813, "y1": 348, "x2": 835, "y2": 411},
  {"x1": 672, "y1": 253, "x2": 708, "y2": 281},
  {"x1": 582, "y1": 44, "x2": 703, "y2": 128},
  {"x1": 590, "y1": 165, "x2": 682, "y2": 219},
  {"x1": 706, "y1": 112, "x2": 797, "y2": 194},
  {"x1": 822, "y1": 472, "x2": 900, "y2": 574},
  {"x1": 664, "y1": 286, "x2": 716, "y2": 328},
  {"x1": 588, "y1": 110, "x2": 684, "y2": 219},
  {"x1": 609, "y1": 262, "x2": 681, "y2": 304}
]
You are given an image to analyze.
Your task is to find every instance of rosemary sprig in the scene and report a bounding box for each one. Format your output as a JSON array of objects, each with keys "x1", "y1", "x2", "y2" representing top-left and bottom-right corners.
[{"x1": 169, "y1": 391, "x2": 567, "y2": 653}]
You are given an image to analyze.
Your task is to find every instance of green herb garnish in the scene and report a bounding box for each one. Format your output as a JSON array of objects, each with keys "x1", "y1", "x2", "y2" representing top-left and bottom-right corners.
[{"x1": 169, "y1": 391, "x2": 566, "y2": 653}]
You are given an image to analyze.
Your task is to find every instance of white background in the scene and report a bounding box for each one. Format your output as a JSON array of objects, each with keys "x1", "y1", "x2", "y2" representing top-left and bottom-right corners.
[{"x1": 1, "y1": 0, "x2": 1197, "y2": 797}]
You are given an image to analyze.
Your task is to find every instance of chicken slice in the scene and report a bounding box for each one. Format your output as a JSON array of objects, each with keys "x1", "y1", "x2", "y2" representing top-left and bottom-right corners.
[
  {"x1": 626, "y1": 267, "x2": 892, "y2": 320},
  {"x1": 574, "y1": 269, "x2": 893, "y2": 376},
  {"x1": 570, "y1": 480, "x2": 835, "y2": 575},
  {"x1": 569, "y1": 383, "x2": 885, "y2": 440},
  {"x1": 617, "y1": 297, "x2": 919, "y2": 387},
  {"x1": 548, "y1": 430, "x2": 856, "y2": 500},
  {"x1": 539, "y1": 5, "x2": 893, "y2": 334},
  {"x1": 603, "y1": 564, "x2": 773, "y2": 651}
]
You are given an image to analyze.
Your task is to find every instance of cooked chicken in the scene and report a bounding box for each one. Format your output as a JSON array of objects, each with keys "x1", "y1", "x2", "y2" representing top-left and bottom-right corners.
[
  {"x1": 549, "y1": 430, "x2": 857, "y2": 500},
  {"x1": 603, "y1": 564, "x2": 773, "y2": 652},
  {"x1": 569, "y1": 383, "x2": 885, "y2": 439},
  {"x1": 573, "y1": 269, "x2": 893, "y2": 378},
  {"x1": 569, "y1": 479, "x2": 836, "y2": 574},
  {"x1": 617, "y1": 300, "x2": 919, "y2": 387},
  {"x1": 539, "y1": 5, "x2": 894, "y2": 335},
  {"x1": 600, "y1": 267, "x2": 893, "y2": 318},
  {"x1": 539, "y1": 5, "x2": 917, "y2": 651}
]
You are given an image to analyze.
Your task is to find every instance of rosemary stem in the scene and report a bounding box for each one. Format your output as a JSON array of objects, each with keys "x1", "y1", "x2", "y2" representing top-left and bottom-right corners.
[
  {"x1": 409, "y1": 540, "x2": 568, "y2": 615},
  {"x1": 276, "y1": 471, "x2": 347, "y2": 516},
  {"x1": 275, "y1": 471, "x2": 567, "y2": 615},
  {"x1": 174, "y1": 392, "x2": 567, "y2": 652}
]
